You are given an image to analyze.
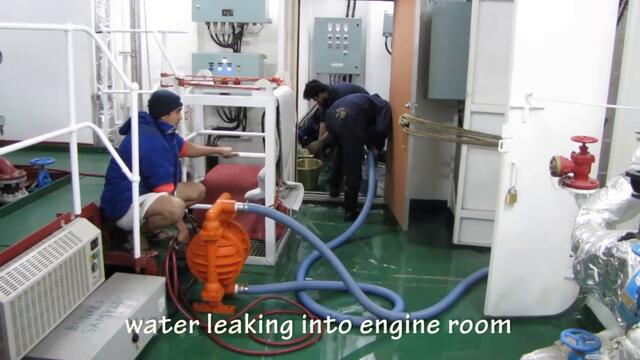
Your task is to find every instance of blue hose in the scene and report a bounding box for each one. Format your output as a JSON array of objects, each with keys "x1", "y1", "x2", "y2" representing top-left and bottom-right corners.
[{"x1": 240, "y1": 151, "x2": 488, "y2": 325}]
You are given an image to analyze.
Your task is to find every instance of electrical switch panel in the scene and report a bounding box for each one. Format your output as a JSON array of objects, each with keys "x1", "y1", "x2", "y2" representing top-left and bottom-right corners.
[
  {"x1": 312, "y1": 17, "x2": 363, "y2": 75},
  {"x1": 192, "y1": 0, "x2": 268, "y2": 23},
  {"x1": 192, "y1": 52, "x2": 266, "y2": 77}
]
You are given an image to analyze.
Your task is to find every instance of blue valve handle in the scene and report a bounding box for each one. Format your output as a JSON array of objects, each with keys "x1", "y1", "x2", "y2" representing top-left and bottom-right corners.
[
  {"x1": 560, "y1": 328, "x2": 601, "y2": 355},
  {"x1": 29, "y1": 157, "x2": 55, "y2": 167},
  {"x1": 30, "y1": 157, "x2": 55, "y2": 188}
]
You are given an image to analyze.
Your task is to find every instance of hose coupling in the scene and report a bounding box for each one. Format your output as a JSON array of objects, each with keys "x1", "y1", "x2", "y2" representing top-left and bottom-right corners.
[{"x1": 235, "y1": 283, "x2": 249, "y2": 294}]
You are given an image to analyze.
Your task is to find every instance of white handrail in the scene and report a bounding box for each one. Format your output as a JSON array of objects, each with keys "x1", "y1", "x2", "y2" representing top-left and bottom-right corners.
[
  {"x1": 0, "y1": 22, "x2": 143, "y2": 259},
  {"x1": 198, "y1": 130, "x2": 267, "y2": 138},
  {"x1": 66, "y1": 30, "x2": 81, "y2": 214},
  {"x1": 0, "y1": 23, "x2": 134, "y2": 90},
  {"x1": 100, "y1": 28, "x2": 187, "y2": 34},
  {"x1": 95, "y1": 28, "x2": 183, "y2": 78},
  {"x1": 0, "y1": 122, "x2": 135, "y2": 181}
]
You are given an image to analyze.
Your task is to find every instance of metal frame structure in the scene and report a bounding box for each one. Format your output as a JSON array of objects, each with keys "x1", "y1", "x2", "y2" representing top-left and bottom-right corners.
[
  {"x1": 95, "y1": 28, "x2": 186, "y2": 139},
  {"x1": 184, "y1": 85, "x2": 291, "y2": 266},
  {"x1": 0, "y1": 22, "x2": 292, "y2": 269}
]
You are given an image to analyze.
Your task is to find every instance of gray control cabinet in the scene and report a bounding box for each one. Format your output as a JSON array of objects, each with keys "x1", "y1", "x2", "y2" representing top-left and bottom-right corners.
[
  {"x1": 312, "y1": 17, "x2": 364, "y2": 75},
  {"x1": 427, "y1": 1, "x2": 472, "y2": 100},
  {"x1": 192, "y1": 0, "x2": 268, "y2": 23},
  {"x1": 192, "y1": 52, "x2": 266, "y2": 77}
]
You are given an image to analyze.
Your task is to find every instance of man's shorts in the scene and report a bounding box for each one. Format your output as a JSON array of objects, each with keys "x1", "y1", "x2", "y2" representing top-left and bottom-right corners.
[{"x1": 115, "y1": 192, "x2": 168, "y2": 231}]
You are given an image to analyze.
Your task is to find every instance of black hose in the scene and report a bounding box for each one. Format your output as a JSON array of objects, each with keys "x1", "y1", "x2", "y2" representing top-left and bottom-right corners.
[
  {"x1": 384, "y1": 36, "x2": 392, "y2": 55},
  {"x1": 351, "y1": 0, "x2": 356, "y2": 17},
  {"x1": 618, "y1": 0, "x2": 629, "y2": 26}
]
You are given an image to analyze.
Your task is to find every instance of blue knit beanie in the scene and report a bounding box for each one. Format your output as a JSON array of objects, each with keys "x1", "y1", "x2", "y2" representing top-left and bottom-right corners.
[{"x1": 148, "y1": 89, "x2": 183, "y2": 120}]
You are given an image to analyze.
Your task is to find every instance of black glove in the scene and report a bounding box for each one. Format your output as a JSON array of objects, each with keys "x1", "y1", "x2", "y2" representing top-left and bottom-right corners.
[{"x1": 307, "y1": 140, "x2": 324, "y2": 155}]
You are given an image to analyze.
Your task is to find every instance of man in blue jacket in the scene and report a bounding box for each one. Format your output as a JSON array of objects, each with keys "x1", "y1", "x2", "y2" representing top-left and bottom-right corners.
[
  {"x1": 101, "y1": 90, "x2": 235, "y2": 256},
  {"x1": 324, "y1": 93, "x2": 391, "y2": 221},
  {"x1": 302, "y1": 80, "x2": 369, "y2": 197}
]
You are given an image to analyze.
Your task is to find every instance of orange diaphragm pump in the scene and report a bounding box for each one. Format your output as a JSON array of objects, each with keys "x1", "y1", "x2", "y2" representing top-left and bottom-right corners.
[{"x1": 186, "y1": 193, "x2": 249, "y2": 314}]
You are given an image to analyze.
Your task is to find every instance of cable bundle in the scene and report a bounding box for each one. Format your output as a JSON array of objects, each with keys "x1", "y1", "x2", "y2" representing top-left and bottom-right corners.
[
  {"x1": 206, "y1": 107, "x2": 248, "y2": 146},
  {"x1": 205, "y1": 22, "x2": 248, "y2": 53}
]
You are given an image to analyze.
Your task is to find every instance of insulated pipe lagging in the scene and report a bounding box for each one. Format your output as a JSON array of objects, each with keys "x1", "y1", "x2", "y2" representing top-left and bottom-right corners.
[{"x1": 237, "y1": 204, "x2": 489, "y2": 325}]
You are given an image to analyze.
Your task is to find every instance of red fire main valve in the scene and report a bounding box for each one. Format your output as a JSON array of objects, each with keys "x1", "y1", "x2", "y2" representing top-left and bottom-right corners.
[{"x1": 549, "y1": 136, "x2": 600, "y2": 190}]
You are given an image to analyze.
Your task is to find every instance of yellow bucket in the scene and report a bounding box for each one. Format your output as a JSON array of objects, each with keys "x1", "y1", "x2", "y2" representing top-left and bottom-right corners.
[{"x1": 297, "y1": 158, "x2": 322, "y2": 190}]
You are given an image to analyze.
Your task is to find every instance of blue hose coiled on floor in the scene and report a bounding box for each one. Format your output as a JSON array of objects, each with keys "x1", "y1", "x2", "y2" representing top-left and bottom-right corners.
[{"x1": 239, "y1": 151, "x2": 488, "y2": 326}]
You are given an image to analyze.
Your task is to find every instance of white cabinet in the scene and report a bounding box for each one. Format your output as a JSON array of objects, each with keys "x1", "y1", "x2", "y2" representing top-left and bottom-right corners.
[{"x1": 452, "y1": 0, "x2": 515, "y2": 247}]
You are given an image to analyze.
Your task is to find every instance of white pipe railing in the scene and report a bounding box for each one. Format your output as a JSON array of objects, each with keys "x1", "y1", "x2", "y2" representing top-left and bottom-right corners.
[
  {"x1": 0, "y1": 22, "x2": 143, "y2": 259},
  {"x1": 198, "y1": 130, "x2": 266, "y2": 138},
  {"x1": 0, "y1": 122, "x2": 134, "y2": 181},
  {"x1": 96, "y1": 28, "x2": 185, "y2": 77},
  {"x1": 235, "y1": 152, "x2": 266, "y2": 159},
  {"x1": 101, "y1": 89, "x2": 155, "y2": 95},
  {"x1": 95, "y1": 28, "x2": 185, "y2": 141},
  {"x1": 66, "y1": 30, "x2": 82, "y2": 215}
]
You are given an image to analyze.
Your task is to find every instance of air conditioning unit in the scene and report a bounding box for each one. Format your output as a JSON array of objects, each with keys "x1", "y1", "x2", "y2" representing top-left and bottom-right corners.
[{"x1": 0, "y1": 218, "x2": 104, "y2": 360}]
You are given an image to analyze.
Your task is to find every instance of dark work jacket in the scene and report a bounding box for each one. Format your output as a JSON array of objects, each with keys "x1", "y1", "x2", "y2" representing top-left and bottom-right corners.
[
  {"x1": 299, "y1": 83, "x2": 369, "y2": 146},
  {"x1": 325, "y1": 83, "x2": 369, "y2": 110},
  {"x1": 324, "y1": 93, "x2": 391, "y2": 210},
  {"x1": 100, "y1": 112, "x2": 185, "y2": 221}
]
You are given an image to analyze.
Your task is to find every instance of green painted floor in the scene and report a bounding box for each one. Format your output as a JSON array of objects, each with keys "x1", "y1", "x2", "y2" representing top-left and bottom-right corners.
[
  {"x1": 1, "y1": 147, "x2": 109, "y2": 249},
  {"x1": 0, "y1": 147, "x2": 601, "y2": 359}
]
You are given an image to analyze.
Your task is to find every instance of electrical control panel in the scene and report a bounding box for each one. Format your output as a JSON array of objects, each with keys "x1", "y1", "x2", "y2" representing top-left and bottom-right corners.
[
  {"x1": 192, "y1": 52, "x2": 266, "y2": 77},
  {"x1": 192, "y1": 0, "x2": 268, "y2": 23},
  {"x1": 312, "y1": 17, "x2": 364, "y2": 75},
  {"x1": 383, "y1": 12, "x2": 393, "y2": 37},
  {"x1": 428, "y1": 1, "x2": 472, "y2": 100}
]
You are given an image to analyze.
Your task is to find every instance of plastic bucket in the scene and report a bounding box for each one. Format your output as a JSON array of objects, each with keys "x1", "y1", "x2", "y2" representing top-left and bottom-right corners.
[{"x1": 297, "y1": 158, "x2": 322, "y2": 190}]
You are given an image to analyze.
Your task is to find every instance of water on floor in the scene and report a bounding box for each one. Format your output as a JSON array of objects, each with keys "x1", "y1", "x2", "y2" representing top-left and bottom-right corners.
[{"x1": 0, "y1": 147, "x2": 600, "y2": 359}]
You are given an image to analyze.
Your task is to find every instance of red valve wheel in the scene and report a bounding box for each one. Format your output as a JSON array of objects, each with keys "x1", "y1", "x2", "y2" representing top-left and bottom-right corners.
[{"x1": 571, "y1": 136, "x2": 598, "y2": 144}]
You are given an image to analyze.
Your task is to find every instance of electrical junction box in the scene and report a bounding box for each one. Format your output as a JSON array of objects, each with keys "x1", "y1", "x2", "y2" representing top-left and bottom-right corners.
[
  {"x1": 192, "y1": 52, "x2": 266, "y2": 77},
  {"x1": 428, "y1": 1, "x2": 472, "y2": 100},
  {"x1": 192, "y1": 0, "x2": 269, "y2": 23},
  {"x1": 27, "y1": 273, "x2": 166, "y2": 360},
  {"x1": 383, "y1": 12, "x2": 393, "y2": 37},
  {"x1": 313, "y1": 17, "x2": 364, "y2": 75}
]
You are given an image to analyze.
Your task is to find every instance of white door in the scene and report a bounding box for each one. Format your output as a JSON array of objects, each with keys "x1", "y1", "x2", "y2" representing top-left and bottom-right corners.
[
  {"x1": 484, "y1": 0, "x2": 618, "y2": 316},
  {"x1": 452, "y1": 0, "x2": 516, "y2": 247}
]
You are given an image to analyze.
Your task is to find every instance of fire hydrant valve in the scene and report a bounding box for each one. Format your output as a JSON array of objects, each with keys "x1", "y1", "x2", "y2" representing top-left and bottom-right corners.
[{"x1": 549, "y1": 136, "x2": 600, "y2": 191}]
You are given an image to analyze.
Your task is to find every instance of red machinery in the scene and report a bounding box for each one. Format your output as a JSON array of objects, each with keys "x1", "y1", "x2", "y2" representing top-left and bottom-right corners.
[
  {"x1": 0, "y1": 156, "x2": 27, "y2": 204},
  {"x1": 549, "y1": 136, "x2": 600, "y2": 190}
]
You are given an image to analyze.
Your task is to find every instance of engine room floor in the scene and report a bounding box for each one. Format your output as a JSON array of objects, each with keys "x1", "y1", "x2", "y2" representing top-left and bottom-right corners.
[{"x1": 1, "y1": 146, "x2": 602, "y2": 359}]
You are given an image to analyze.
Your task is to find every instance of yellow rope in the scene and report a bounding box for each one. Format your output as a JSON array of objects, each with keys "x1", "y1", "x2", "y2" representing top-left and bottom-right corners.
[{"x1": 399, "y1": 113, "x2": 501, "y2": 147}]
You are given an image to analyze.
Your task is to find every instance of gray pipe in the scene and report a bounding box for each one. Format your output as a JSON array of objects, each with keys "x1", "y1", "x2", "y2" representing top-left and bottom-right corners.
[{"x1": 572, "y1": 145, "x2": 640, "y2": 328}]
